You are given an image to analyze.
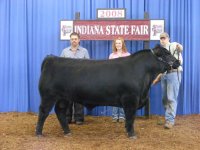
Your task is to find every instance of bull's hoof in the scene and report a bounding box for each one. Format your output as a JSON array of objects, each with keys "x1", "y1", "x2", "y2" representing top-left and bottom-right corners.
[
  {"x1": 36, "y1": 134, "x2": 43, "y2": 138},
  {"x1": 35, "y1": 130, "x2": 43, "y2": 137},
  {"x1": 127, "y1": 132, "x2": 137, "y2": 139},
  {"x1": 64, "y1": 132, "x2": 71, "y2": 137},
  {"x1": 129, "y1": 135, "x2": 137, "y2": 140}
]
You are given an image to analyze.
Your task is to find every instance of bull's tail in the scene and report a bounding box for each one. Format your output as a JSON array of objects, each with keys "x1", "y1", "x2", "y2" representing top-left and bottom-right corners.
[{"x1": 41, "y1": 54, "x2": 56, "y2": 71}]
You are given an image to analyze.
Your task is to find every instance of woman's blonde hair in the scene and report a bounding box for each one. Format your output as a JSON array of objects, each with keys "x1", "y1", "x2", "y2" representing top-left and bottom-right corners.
[{"x1": 112, "y1": 37, "x2": 127, "y2": 53}]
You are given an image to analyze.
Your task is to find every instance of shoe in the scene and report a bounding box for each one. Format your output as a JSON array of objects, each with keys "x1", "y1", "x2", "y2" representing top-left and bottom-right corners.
[
  {"x1": 67, "y1": 120, "x2": 72, "y2": 124},
  {"x1": 76, "y1": 121, "x2": 83, "y2": 125},
  {"x1": 112, "y1": 119, "x2": 118, "y2": 123},
  {"x1": 119, "y1": 118, "x2": 125, "y2": 123},
  {"x1": 164, "y1": 122, "x2": 174, "y2": 129}
]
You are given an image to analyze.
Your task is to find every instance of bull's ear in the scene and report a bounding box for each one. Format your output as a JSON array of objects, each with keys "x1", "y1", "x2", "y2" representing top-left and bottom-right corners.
[
  {"x1": 152, "y1": 44, "x2": 161, "y2": 55},
  {"x1": 154, "y1": 44, "x2": 161, "y2": 49}
]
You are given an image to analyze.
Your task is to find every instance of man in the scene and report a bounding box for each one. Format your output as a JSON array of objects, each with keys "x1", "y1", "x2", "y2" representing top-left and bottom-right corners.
[
  {"x1": 60, "y1": 32, "x2": 90, "y2": 125},
  {"x1": 153, "y1": 32, "x2": 183, "y2": 129}
]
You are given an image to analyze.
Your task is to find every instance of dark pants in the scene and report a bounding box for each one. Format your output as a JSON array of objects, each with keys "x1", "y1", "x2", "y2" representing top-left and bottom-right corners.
[{"x1": 66, "y1": 101, "x2": 84, "y2": 123}]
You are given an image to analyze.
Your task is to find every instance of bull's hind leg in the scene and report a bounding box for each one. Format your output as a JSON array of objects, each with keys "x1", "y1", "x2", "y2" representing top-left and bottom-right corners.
[
  {"x1": 55, "y1": 100, "x2": 71, "y2": 136},
  {"x1": 35, "y1": 98, "x2": 55, "y2": 136}
]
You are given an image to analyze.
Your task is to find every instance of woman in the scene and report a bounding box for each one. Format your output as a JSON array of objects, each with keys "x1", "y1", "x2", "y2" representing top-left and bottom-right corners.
[{"x1": 109, "y1": 37, "x2": 130, "y2": 123}]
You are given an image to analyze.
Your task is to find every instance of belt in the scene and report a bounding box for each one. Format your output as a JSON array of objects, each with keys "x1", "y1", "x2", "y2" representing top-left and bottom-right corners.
[{"x1": 167, "y1": 69, "x2": 178, "y2": 73}]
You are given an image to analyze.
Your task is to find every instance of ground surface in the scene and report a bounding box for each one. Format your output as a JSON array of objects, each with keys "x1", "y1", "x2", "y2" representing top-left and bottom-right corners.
[{"x1": 0, "y1": 112, "x2": 199, "y2": 150}]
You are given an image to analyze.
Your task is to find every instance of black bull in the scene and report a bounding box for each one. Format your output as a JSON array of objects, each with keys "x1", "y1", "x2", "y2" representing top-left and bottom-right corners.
[{"x1": 36, "y1": 46, "x2": 180, "y2": 139}]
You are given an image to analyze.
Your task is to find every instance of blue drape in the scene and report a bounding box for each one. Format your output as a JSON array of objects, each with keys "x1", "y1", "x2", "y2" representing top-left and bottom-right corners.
[
  {"x1": 145, "y1": 0, "x2": 200, "y2": 115},
  {"x1": 0, "y1": 0, "x2": 199, "y2": 115}
]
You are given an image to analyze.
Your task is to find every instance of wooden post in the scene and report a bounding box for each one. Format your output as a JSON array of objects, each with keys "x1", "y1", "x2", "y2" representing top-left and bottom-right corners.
[
  {"x1": 75, "y1": 12, "x2": 80, "y2": 20},
  {"x1": 144, "y1": 12, "x2": 150, "y2": 118}
]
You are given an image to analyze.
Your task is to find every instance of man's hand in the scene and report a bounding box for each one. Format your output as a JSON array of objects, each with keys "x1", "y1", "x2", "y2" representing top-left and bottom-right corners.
[
  {"x1": 176, "y1": 43, "x2": 183, "y2": 52},
  {"x1": 152, "y1": 73, "x2": 162, "y2": 85}
]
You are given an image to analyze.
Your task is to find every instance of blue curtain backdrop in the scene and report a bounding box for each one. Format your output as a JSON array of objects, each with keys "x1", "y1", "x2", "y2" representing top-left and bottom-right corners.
[{"x1": 0, "y1": 0, "x2": 199, "y2": 115}]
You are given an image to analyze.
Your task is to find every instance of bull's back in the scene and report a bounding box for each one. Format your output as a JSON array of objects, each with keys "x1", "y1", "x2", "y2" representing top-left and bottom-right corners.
[{"x1": 39, "y1": 55, "x2": 153, "y2": 107}]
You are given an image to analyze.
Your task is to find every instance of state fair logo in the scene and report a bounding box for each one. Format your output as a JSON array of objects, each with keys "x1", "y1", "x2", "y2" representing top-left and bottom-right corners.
[
  {"x1": 150, "y1": 20, "x2": 164, "y2": 40},
  {"x1": 61, "y1": 25, "x2": 72, "y2": 36},
  {"x1": 152, "y1": 25, "x2": 163, "y2": 36},
  {"x1": 60, "y1": 21, "x2": 74, "y2": 40}
]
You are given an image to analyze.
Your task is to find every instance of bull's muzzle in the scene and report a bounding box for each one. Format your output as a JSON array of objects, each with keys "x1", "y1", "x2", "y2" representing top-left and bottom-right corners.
[{"x1": 172, "y1": 60, "x2": 181, "y2": 69}]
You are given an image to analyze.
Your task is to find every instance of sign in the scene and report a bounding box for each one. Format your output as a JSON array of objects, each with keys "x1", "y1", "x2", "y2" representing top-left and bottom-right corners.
[
  {"x1": 60, "y1": 21, "x2": 73, "y2": 40},
  {"x1": 97, "y1": 8, "x2": 126, "y2": 20},
  {"x1": 60, "y1": 20, "x2": 164, "y2": 41},
  {"x1": 150, "y1": 20, "x2": 165, "y2": 40}
]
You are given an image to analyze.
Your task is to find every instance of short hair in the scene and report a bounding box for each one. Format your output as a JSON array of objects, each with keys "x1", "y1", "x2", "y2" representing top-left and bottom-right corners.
[
  {"x1": 160, "y1": 32, "x2": 170, "y2": 39},
  {"x1": 70, "y1": 32, "x2": 80, "y2": 39}
]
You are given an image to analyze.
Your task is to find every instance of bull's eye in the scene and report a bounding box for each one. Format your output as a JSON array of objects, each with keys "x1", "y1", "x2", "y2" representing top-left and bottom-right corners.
[{"x1": 157, "y1": 57, "x2": 162, "y2": 61}]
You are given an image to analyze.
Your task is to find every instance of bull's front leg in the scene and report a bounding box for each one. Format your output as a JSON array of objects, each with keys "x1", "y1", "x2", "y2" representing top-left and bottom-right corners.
[{"x1": 123, "y1": 107, "x2": 137, "y2": 139}]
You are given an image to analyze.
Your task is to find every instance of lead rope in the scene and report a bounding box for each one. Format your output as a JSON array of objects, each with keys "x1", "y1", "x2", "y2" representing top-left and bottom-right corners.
[
  {"x1": 177, "y1": 50, "x2": 181, "y2": 84},
  {"x1": 170, "y1": 45, "x2": 180, "y2": 84}
]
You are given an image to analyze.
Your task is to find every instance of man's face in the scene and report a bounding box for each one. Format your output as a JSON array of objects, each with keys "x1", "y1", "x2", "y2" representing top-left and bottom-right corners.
[
  {"x1": 70, "y1": 35, "x2": 80, "y2": 47},
  {"x1": 160, "y1": 37, "x2": 170, "y2": 47}
]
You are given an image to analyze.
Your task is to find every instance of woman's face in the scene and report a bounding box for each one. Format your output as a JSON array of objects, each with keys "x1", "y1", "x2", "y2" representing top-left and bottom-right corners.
[{"x1": 115, "y1": 39, "x2": 123, "y2": 50}]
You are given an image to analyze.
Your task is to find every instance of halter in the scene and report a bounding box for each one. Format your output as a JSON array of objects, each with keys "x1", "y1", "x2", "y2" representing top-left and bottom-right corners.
[
  {"x1": 150, "y1": 49, "x2": 174, "y2": 68},
  {"x1": 151, "y1": 49, "x2": 181, "y2": 83}
]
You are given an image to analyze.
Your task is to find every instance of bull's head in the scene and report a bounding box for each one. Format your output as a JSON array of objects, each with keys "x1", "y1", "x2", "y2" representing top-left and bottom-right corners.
[{"x1": 152, "y1": 44, "x2": 180, "y2": 70}]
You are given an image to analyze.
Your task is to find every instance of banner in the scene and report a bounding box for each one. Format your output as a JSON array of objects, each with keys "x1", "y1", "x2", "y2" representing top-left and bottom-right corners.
[{"x1": 60, "y1": 20, "x2": 164, "y2": 41}]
